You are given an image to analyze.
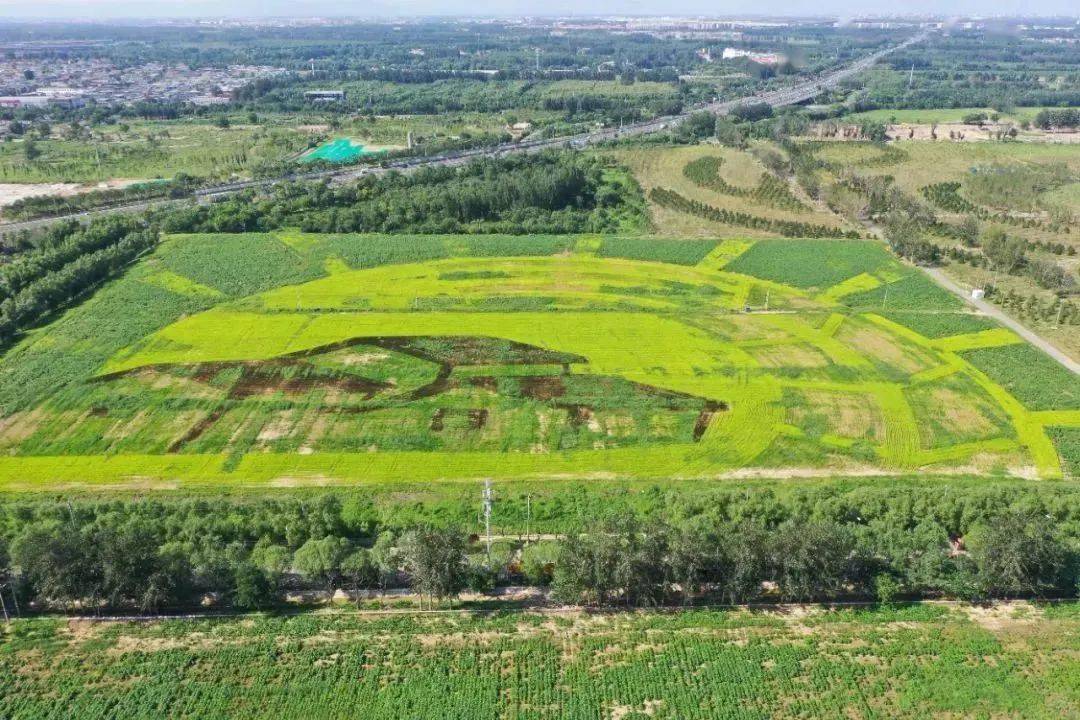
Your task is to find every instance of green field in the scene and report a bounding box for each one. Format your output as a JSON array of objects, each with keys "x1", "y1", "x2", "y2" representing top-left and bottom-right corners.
[
  {"x1": 3, "y1": 603, "x2": 1080, "y2": 719},
  {"x1": 1, "y1": 231, "x2": 1077, "y2": 489}
]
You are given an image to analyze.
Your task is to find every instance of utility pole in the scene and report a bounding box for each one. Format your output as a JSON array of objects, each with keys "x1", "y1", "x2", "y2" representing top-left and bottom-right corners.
[
  {"x1": 535, "y1": 48, "x2": 540, "y2": 73},
  {"x1": 908, "y1": 63, "x2": 915, "y2": 88},
  {"x1": 482, "y1": 479, "x2": 493, "y2": 566},
  {"x1": 525, "y1": 494, "x2": 531, "y2": 546},
  {"x1": 882, "y1": 286, "x2": 889, "y2": 309}
]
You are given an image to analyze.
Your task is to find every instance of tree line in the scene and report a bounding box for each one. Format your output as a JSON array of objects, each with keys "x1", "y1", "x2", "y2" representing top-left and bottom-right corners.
[
  {"x1": 3, "y1": 484, "x2": 1080, "y2": 615},
  {"x1": 1034, "y1": 108, "x2": 1080, "y2": 130},
  {"x1": 158, "y1": 152, "x2": 642, "y2": 236},
  {"x1": 0, "y1": 216, "x2": 158, "y2": 346}
]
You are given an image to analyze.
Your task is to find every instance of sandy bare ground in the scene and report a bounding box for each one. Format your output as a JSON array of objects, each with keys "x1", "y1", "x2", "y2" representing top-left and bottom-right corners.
[
  {"x1": 889, "y1": 123, "x2": 1080, "y2": 144},
  {"x1": 0, "y1": 179, "x2": 146, "y2": 213},
  {"x1": 810, "y1": 122, "x2": 1080, "y2": 144},
  {"x1": 0, "y1": 182, "x2": 82, "y2": 208}
]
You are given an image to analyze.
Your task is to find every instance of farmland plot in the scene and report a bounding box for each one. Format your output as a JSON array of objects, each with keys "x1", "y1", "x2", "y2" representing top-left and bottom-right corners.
[
  {"x1": 2, "y1": 604, "x2": 1080, "y2": 719},
  {"x1": 0, "y1": 232, "x2": 1076, "y2": 489}
]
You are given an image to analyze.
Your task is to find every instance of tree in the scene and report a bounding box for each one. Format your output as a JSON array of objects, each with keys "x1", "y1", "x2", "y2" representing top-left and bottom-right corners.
[
  {"x1": 370, "y1": 531, "x2": 401, "y2": 590},
  {"x1": 11, "y1": 527, "x2": 101, "y2": 610},
  {"x1": 520, "y1": 541, "x2": 559, "y2": 586},
  {"x1": 716, "y1": 522, "x2": 769, "y2": 604},
  {"x1": 674, "y1": 111, "x2": 716, "y2": 142},
  {"x1": 340, "y1": 549, "x2": 378, "y2": 600},
  {"x1": 292, "y1": 536, "x2": 351, "y2": 593},
  {"x1": 552, "y1": 516, "x2": 669, "y2": 607},
  {"x1": 97, "y1": 525, "x2": 191, "y2": 612},
  {"x1": 714, "y1": 116, "x2": 746, "y2": 148},
  {"x1": 884, "y1": 212, "x2": 940, "y2": 264},
  {"x1": 400, "y1": 526, "x2": 468, "y2": 608},
  {"x1": 769, "y1": 522, "x2": 862, "y2": 602},
  {"x1": 233, "y1": 561, "x2": 274, "y2": 609},
  {"x1": 249, "y1": 542, "x2": 292, "y2": 593},
  {"x1": 982, "y1": 227, "x2": 1026, "y2": 274},
  {"x1": 730, "y1": 102, "x2": 772, "y2": 122},
  {"x1": 140, "y1": 546, "x2": 194, "y2": 613},
  {"x1": 967, "y1": 510, "x2": 1066, "y2": 598},
  {"x1": 958, "y1": 216, "x2": 980, "y2": 247}
]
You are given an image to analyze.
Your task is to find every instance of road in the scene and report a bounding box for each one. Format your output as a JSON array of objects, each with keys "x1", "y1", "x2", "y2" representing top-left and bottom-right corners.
[
  {"x1": 0, "y1": 30, "x2": 931, "y2": 235},
  {"x1": 924, "y1": 267, "x2": 1080, "y2": 375}
]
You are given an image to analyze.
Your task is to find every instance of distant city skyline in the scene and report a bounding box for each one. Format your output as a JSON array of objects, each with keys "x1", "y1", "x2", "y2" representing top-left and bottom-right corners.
[{"x1": 0, "y1": 0, "x2": 1077, "y2": 20}]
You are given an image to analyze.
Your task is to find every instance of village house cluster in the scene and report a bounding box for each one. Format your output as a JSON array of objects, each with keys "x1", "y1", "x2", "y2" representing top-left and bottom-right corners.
[{"x1": 0, "y1": 58, "x2": 285, "y2": 108}]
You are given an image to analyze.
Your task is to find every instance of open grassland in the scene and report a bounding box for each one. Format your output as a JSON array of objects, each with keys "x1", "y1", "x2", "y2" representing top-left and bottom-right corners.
[
  {"x1": 608, "y1": 145, "x2": 854, "y2": 237},
  {"x1": 3, "y1": 603, "x2": 1080, "y2": 719},
  {"x1": 808, "y1": 140, "x2": 1080, "y2": 227},
  {"x1": 0, "y1": 231, "x2": 1077, "y2": 489},
  {"x1": 0, "y1": 114, "x2": 519, "y2": 185},
  {"x1": 0, "y1": 121, "x2": 312, "y2": 184}
]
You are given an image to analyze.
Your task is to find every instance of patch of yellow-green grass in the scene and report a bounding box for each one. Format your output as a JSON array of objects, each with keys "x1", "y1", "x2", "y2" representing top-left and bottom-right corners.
[
  {"x1": 909, "y1": 438, "x2": 1022, "y2": 467},
  {"x1": 696, "y1": 239, "x2": 754, "y2": 270},
  {"x1": 933, "y1": 328, "x2": 1022, "y2": 353},
  {"x1": 6, "y1": 240, "x2": 1071, "y2": 485},
  {"x1": 323, "y1": 256, "x2": 350, "y2": 274},
  {"x1": 816, "y1": 272, "x2": 882, "y2": 303},
  {"x1": 874, "y1": 384, "x2": 923, "y2": 467},
  {"x1": 140, "y1": 270, "x2": 224, "y2": 300},
  {"x1": 1032, "y1": 410, "x2": 1080, "y2": 427},
  {"x1": 695, "y1": 383, "x2": 786, "y2": 465},
  {"x1": 746, "y1": 315, "x2": 871, "y2": 369},
  {"x1": 836, "y1": 316, "x2": 941, "y2": 378},
  {"x1": 819, "y1": 313, "x2": 846, "y2": 337},
  {"x1": 960, "y1": 361, "x2": 1063, "y2": 478},
  {"x1": 572, "y1": 235, "x2": 603, "y2": 255}
]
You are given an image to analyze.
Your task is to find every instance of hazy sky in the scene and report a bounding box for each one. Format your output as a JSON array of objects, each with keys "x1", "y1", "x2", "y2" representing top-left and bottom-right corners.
[{"x1": 0, "y1": 0, "x2": 1076, "y2": 19}]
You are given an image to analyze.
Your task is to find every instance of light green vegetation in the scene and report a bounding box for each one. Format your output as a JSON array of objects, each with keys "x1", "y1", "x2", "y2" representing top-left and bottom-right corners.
[
  {"x1": 3, "y1": 603, "x2": 1080, "y2": 719},
  {"x1": 1, "y1": 231, "x2": 1076, "y2": 489}
]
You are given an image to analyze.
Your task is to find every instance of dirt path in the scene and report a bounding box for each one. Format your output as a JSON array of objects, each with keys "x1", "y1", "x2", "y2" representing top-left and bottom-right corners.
[
  {"x1": 856, "y1": 217, "x2": 1079, "y2": 376},
  {"x1": 924, "y1": 267, "x2": 1080, "y2": 375}
]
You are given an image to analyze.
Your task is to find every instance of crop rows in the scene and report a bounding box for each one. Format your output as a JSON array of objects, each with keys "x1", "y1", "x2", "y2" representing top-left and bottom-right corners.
[{"x1": 1, "y1": 605, "x2": 1078, "y2": 719}]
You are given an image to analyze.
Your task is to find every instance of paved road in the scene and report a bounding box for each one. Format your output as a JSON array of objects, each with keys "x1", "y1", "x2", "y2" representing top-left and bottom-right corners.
[
  {"x1": 0, "y1": 31, "x2": 931, "y2": 235},
  {"x1": 924, "y1": 267, "x2": 1080, "y2": 375}
]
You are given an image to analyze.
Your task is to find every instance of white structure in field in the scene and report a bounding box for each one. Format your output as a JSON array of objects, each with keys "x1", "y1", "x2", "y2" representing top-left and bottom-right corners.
[
  {"x1": 721, "y1": 48, "x2": 785, "y2": 65},
  {"x1": 971, "y1": 288, "x2": 986, "y2": 300}
]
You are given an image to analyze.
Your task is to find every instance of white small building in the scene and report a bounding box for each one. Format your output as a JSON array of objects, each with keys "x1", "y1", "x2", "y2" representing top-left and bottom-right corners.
[{"x1": 971, "y1": 288, "x2": 986, "y2": 300}]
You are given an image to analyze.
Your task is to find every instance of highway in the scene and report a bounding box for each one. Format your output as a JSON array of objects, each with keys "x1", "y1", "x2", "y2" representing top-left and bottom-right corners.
[{"x1": 0, "y1": 30, "x2": 930, "y2": 235}]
